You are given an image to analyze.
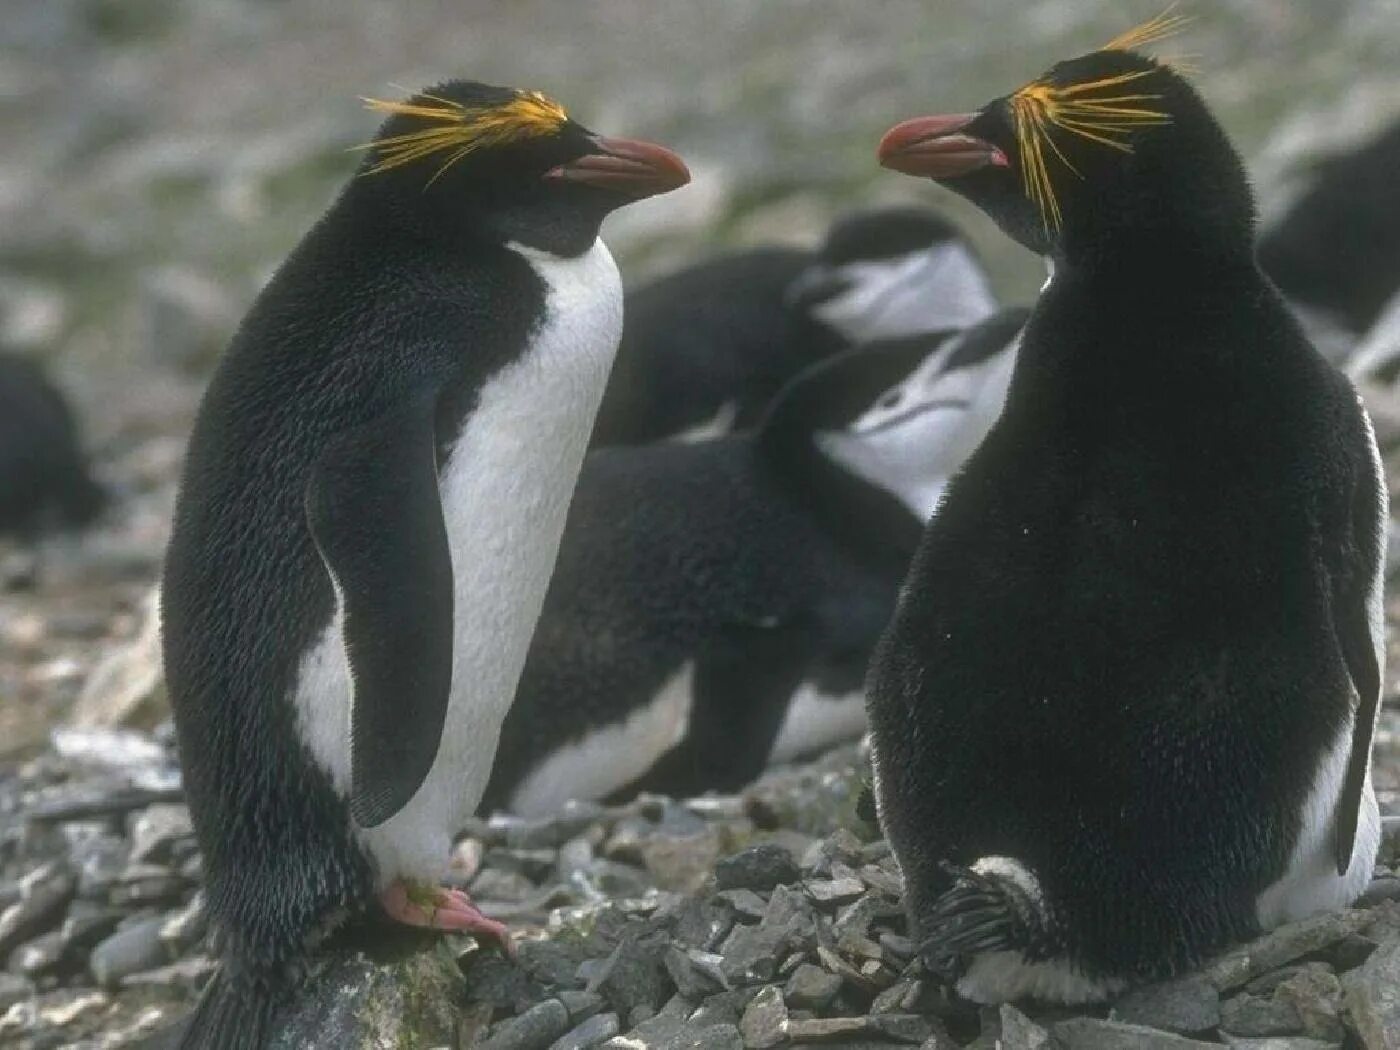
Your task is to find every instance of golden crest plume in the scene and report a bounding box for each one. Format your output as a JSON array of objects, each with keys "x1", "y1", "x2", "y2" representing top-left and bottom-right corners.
[
  {"x1": 1009, "y1": 8, "x2": 1190, "y2": 231},
  {"x1": 356, "y1": 89, "x2": 568, "y2": 184}
]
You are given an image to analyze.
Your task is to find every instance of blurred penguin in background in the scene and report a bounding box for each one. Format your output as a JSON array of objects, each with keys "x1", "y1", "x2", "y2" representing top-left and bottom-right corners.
[
  {"x1": 484, "y1": 308, "x2": 1026, "y2": 816},
  {"x1": 590, "y1": 206, "x2": 998, "y2": 446}
]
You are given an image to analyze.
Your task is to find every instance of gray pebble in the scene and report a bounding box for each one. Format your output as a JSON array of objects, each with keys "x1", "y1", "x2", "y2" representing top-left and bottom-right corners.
[
  {"x1": 784, "y1": 963, "x2": 841, "y2": 1010},
  {"x1": 549, "y1": 1011, "x2": 620, "y2": 1050},
  {"x1": 738, "y1": 985, "x2": 786, "y2": 1049},
  {"x1": 126, "y1": 803, "x2": 193, "y2": 865},
  {"x1": 89, "y1": 915, "x2": 168, "y2": 988},
  {"x1": 0, "y1": 973, "x2": 33, "y2": 1012},
  {"x1": 1343, "y1": 938, "x2": 1400, "y2": 1050},
  {"x1": 483, "y1": 998, "x2": 573, "y2": 1050},
  {"x1": 1054, "y1": 1017, "x2": 1221, "y2": 1049},
  {"x1": 9, "y1": 930, "x2": 65, "y2": 976},
  {"x1": 715, "y1": 845, "x2": 800, "y2": 893},
  {"x1": 0, "y1": 863, "x2": 75, "y2": 956},
  {"x1": 999, "y1": 1004, "x2": 1054, "y2": 1050},
  {"x1": 1110, "y1": 972, "x2": 1222, "y2": 1033},
  {"x1": 1220, "y1": 992, "x2": 1302, "y2": 1037}
]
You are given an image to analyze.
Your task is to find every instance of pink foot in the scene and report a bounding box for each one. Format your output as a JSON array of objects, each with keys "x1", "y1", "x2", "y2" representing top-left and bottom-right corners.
[{"x1": 380, "y1": 880, "x2": 514, "y2": 956}]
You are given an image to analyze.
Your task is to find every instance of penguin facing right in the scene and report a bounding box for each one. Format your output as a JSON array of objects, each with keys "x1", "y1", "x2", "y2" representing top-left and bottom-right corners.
[
  {"x1": 0, "y1": 352, "x2": 104, "y2": 535},
  {"x1": 870, "y1": 21, "x2": 1385, "y2": 1005},
  {"x1": 590, "y1": 206, "x2": 997, "y2": 446},
  {"x1": 482, "y1": 308, "x2": 1025, "y2": 815},
  {"x1": 161, "y1": 81, "x2": 687, "y2": 1048}
]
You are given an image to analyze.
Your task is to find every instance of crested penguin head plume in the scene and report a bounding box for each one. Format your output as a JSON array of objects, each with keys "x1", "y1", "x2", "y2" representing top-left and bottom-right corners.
[
  {"x1": 352, "y1": 79, "x2": 689, "y2": 255},
  {"x1": 877, "y1": 14, "x2": 1252, "y2": 266}
]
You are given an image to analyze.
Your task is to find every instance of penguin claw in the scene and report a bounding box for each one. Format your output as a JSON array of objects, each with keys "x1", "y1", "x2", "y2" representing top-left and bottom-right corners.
[{"x1": 380, "y1": 881, "x2": 516, "y2": 956}]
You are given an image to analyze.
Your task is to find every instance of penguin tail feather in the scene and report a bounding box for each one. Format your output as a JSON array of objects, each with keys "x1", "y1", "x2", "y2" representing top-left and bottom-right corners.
[
  {"x1": 168, "y1": 966, "x2": 278, "y2": 1050},
  {"x1": 918, "y1": 859, "x2": 1048, "y2": 983}
]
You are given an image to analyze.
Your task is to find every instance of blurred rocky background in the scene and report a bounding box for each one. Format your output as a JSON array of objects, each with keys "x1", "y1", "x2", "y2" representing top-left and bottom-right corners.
[{"x1": 3, "y1": 0, "x2": 1400, "y2": 1047}]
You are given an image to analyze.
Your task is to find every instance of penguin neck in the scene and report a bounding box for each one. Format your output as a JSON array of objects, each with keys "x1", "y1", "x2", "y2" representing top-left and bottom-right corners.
[{"x1": 753, "y1": 421, "x2": 922, "y2": 576}]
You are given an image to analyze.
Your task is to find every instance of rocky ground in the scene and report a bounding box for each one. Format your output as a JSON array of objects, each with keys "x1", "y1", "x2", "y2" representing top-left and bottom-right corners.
[
  {"x1": 5, "y1": 1, "x2": 1400, "y2": 1048},
  {"x1": 0, "y1": 731, "x2": 1398, "y2": 1049}
]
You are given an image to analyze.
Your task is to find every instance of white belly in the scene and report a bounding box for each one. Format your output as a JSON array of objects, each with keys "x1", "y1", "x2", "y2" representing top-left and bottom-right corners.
[
  {"x1": 292, "y1": 238, "x2": 622, "y2": 884},
  {"x1": 769, "y1": 682, "x2": 868, "y2": 764},
  {"x1": 507, "y1": 660, "x2": 696, "y2": 816}
]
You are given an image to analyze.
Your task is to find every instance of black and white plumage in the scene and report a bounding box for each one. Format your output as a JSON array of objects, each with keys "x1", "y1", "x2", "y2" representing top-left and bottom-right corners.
[
  {"x1": 1259, "y1": 116, "x2": 1400, "y2": 339},
  {"x1": 482, "y1": 309, "x2": 1025, "y2": 816},
  {"x1": 160, "y1": 80, "x2": 686, "y2": 1049},
  {"x1": 590, "y1": 206, "x2": 997, "y2": 446},
  {"x1": 872, "y1": 42, "x2": 1385, "y2": 1004},
  {"x1": 0, "y1": 353, "x2": 104, "y2": 535}
]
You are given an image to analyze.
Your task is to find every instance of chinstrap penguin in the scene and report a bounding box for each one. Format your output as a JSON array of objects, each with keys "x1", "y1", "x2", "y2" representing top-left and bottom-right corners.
[
  {"x1": 482, "y1": 308, "x2": 1025, "y2": 815},
  {"x1": 870, "y1": 18, "x2": 1386, "y2": 1005},
  {"x1": 590, "y1": 206, "x2": 997, "y2": 446},
  {"x1": 161, "y1": 80, "x2": 687, "y2": 1048},
  {"x1": 0, "y1": 352, "x2": 105, "y2": 536}
]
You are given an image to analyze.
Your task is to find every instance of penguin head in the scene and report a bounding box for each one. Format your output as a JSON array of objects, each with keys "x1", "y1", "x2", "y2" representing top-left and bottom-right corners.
[
  {"x1": 786, "y1": 208, "x2": 997, "y2": 342},
  {"x1": 355, "y1": 80, "x2": 689, "y2": 256},
  {"x1": 814, "y1": 308, "x2": 1025, "y2": 520},
  {"x1": 877, "y1": 18, "x2": 1253, "y2": 263}
]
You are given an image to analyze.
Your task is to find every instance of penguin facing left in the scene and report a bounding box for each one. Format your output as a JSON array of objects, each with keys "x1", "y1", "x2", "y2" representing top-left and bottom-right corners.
[
  {"x1": 160, "y1": 81, "x2": 687, "y2": 1047},
  {"x1": 870, "y1": 19, "x2": 1386, "y2": 1004}
]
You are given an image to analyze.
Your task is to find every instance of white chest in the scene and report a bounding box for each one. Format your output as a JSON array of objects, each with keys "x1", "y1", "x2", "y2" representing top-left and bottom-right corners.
[{"x1": 293, "y1": 238, "x2": 622, "y2": 883}]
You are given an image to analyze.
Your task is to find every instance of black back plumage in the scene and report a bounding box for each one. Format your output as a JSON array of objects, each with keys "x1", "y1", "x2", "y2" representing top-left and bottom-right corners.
[
  {"x1": 0, "y1": 353, "x2": 104, "y2": 535},
  {"x1": 870, "y1": 49, "x2": 1384, "y2": 989},
  {"x1": 1258, "y1": 117, "x2": 1400, "y2": 334}
]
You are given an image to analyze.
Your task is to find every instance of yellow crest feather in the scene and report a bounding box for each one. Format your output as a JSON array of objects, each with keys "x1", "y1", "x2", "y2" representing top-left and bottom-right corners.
[
  {"x1": 356, "y1": 89, "x2": 568, "y2": 184},
  {"x1": 1008, "y1": 9, "x2": 1188, "y2": 232}
]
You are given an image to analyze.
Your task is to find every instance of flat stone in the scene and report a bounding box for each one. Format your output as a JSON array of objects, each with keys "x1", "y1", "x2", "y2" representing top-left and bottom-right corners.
[
  {"x1": 589, "y1": 935, "x2": 672, "y2": 1021},
  {"x1": 89, "y1": 915, "x2": 168, "y2": 987},
  {"x1": 868, "y1": 1014, "x2": 935, "y2": 1043},
  {"x1": 120, "y1": 955, "x2": 218, "y2": 991},
  {"x1": 785, "y1": 1016, "x2": 870, "y2": 1041},
  {"x1": 59, "y1": 902, "x2": 124, "y2": 956},
  {"x1": 687, "y1": 987, "x2": 759, "y2": 1030},
  {"x1": 664, "y1": 945, "x2": 725, "y2": 1000},
  {"x1": 159, "y1": 892, "x2": 207, "y2": 952},
  {"x1": 1110, "y1": 972, "x2": 1222, "y2": 1033},
  {"x1": 549, "y1": 1012, "x2": 620, "y2": 1050},
  {"x1": 1343, "y1": 938, "x2": 1400, "y2": 1050},
  {"x1": 999, "y1": 1004, "x2": 1054, "y2": 1050},
  {"x1": 717, "y1": 889, "x2": 769, "y2": 921},
  {"x1": 716, "y1": 845, "x2": 801, "y2": 893},
  {"x1": 483, "y1": 999, "x2": 573, "y2": 1050},
  {"x1": 784, "y1": 963, "x2": 842, "y2": 1011},
  {"x1": 1053, "y1": 1017, "x2": 1221, "y2": 1049},
  {"x1": 739, "y1": 985, "x2": 787, "y2": 1049},
  {"x1": 1223, "y1": 1039, "x2": 1343, "y2": 1049},
  {"x1": 1220, "y1": 992, "x2": 1302, "y2": 1037},
  {"x1": 558, "y1": 989, "x2": 605, "y2": 1022},
  {"x1": 806, "y1": 877, "x2": 865, "y2": 906},
  {"x1": 1207, "y1": 911, "x2": 1372, "y2": 991},
  {"x1": 127, "y1": 803, "x2": 193, "y2": 864}
]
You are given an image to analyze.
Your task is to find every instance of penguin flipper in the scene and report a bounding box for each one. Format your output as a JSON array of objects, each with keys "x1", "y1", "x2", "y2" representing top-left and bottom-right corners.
[
  {"x1": 1332, "y1": 426, "x2": 1385, "y2": 875},
  {"x1": 305, "y1": 389, "x2": 454, "y2": 829}
]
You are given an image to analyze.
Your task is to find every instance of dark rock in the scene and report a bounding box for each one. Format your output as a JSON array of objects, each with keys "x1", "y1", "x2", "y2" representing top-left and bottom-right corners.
[
  {"x1": 715, "y1": 845, "x2": 801, "y2": 893},
  {"x1": 108, "y1": 863, "x2": 187, "y2": 907},
  {"x1": 558, "y1": 988, "x2": 606, "y2": 1022},
  {"x1": 1358, "y1": 876, "x2": 1400, "y2": 907},
  {"x1": 739, "y1": 984, "x2": 787, "y2": 1049},
  {"x1": 999, "y1": 1004, "x2": 1054, "y2": 1050},
  {"x1": 59, "y1": 902, "x2": 123, "y2": 957},
  {"x1": 589, "y1": 934, "x2": 673, "y2": 1022},
  {"x1": 600, "y1": 995, "x2": 694, "y2": 1050},
  {"x1": 72, "y1": 835, "x2": 128, "y2": 900},
  {"x1": 686, "y1": 1024, "x2": 745, "y2": 1050},
  {"x1": 26, "y1": 785, "x2": 181, "y2": 825},
  {"x1": 784, "y1": 963, "x2": 842, "y2": 1011},
  {"x1": 550, "y1": 1011, "x2": 621, "y2": 1050},
  {"x1": 689, "y1": 987, "x2": 759, "y2": 1028},
  {"x1": 1343, "y1": 938, "x2": 1400, "y2": 1050},
  {"x1": 868, "y1": 1014, "x2": 935, "y2": 1043},
  {"x1": 0, "y1": 863, "x2": 75, "y2": 955},
  {"x1": 463, "y1": 950, "x2": 539, "y2": 1016},
  {"x1": 89, "y1": 915, "x2": 167, "y2": 987},
  {"x1": 484, "y1": 999, "x2": 574, "y2": 1050},
  {"x1": 668, "y1": 897, "x2": 734, "y2": 952},
  {"x1": 1053, "y1": 1017, "x2": 1220, "y2": 1049},
  {"x1": 1110, "y1": 972, "x2": 1222, "y2": 1033}
]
